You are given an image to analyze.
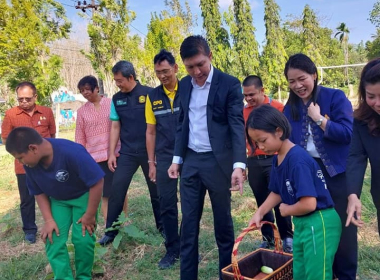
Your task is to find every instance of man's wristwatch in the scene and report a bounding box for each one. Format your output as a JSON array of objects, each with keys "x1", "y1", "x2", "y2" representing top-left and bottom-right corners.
[{"x1": 315, "y1": 117, "x2": 324, "y2": 126}]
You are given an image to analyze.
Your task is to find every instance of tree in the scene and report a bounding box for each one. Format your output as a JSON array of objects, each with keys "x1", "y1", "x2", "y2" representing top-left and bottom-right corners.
[
  {"x1": 261, "y1": 0, "x2": 288, "y2": 101},
  {"x1": 369, "y1": 1, "x2": 380, "y2": 28},
  {"x1": 141, "y1": 1, "x2": 195, "y2": 86},
  {"x1": 51, "y1": 40, "x2": 96, "y2": 93},
  {"x1": 200, "y1": 0, "x2": 230, "y2": 71},
  {"x1": 224, "y1": 0, "x2": 259, "y2": 80},
  {"x1": 282, "y1": 13, "x2": 345, "y2": 87},
  {"x1": 82, "y1": 0, "x2": 139, "y2": 96},
  {"x1": 301, "y1": 5, "x2": 323, "y2": 66},
  {"x1": 164, "y1": 0, "x2": 196, "y2": 34},
  {"x1": 0, "y1": 0, "x2": 71, "y2": 104},
  {"x1": 366, "y1": 29, "x2": 380, "y2": 60},
  {"x1": 335, "y1": 22, "x2": 350, "y2": 84},
  {"x1": 282, "y1": 14, "x2": 304, "y2": 61}
]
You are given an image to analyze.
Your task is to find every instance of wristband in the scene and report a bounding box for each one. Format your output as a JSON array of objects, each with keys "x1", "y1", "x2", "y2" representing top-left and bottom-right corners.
[{"x1": 148, "y1": 160, "x2": 156, "y2": 164}]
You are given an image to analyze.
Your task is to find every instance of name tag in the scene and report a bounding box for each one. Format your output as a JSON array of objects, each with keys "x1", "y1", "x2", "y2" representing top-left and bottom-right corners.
[{"x1": 116, "y1": 99, "x2": 127, "y2": 106}]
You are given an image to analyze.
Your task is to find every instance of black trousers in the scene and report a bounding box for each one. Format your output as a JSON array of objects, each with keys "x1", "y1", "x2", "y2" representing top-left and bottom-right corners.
[
  {"x1": 371, "y1": 184, "x2": 380, "y2": 235},
  {"x1": 314, "y1": 158, "x2": 358, "y2": 280},
  {"x1": 247, "y1": 157, "x2": 293, "y2": 241},
  {"x1": 16, "y1": 174, "x2": 37, "y2": 234},
  {"x1": 105, "y1": 153, "x2": 162, "y2": 237},
  {"x1": 180, "y1": 149, "x2": 234, "y2": 280},
  {"x1": 156, "y1": 159, "x2": 180, "y2": 255}
]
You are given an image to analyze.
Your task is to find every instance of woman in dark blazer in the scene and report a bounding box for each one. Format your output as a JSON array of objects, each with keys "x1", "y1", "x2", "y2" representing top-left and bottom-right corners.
[
  {"x1": 283, "y1": 53, "x2": 357, "y2": 280},
  {"x1": 346, "y1": 58, "x2": 380, "y2": 237}
]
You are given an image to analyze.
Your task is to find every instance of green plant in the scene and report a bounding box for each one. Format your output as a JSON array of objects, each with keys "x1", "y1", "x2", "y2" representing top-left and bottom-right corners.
[{"x1": 106, "y1": 212, "x2": 146, "y2": 250}]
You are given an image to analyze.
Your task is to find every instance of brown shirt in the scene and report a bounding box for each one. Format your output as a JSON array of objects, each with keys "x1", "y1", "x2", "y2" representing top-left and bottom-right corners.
[{"x1": 2, "y1": 105, "x2": 56, "y2": 174}]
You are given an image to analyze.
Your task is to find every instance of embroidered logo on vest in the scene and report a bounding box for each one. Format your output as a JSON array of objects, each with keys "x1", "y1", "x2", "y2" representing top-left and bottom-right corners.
[{"x1": 139, "y1": 95, "x2": 146, "y2": 103}]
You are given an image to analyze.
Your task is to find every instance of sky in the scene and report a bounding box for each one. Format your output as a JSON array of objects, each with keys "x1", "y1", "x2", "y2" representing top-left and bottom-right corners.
[{"x1": 60, "y1": 0, "x2": 377, "y2": 46}]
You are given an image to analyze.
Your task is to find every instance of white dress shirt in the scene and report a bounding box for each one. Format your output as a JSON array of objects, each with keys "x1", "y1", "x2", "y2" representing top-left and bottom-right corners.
[{"x1": 173, "y1": 65, "x2": 245, "y2": 170}]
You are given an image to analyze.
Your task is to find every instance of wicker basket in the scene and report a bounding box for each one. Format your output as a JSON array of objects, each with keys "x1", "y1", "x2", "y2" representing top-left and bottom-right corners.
[{"x1": 221, "y1": 221, "x2": 293, "y2": 280}]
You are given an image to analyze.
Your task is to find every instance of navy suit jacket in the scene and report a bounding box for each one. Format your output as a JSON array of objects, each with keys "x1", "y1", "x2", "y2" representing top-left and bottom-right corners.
[{"x1": 174, "y1": 68, "x2": 246, "y2": 178}]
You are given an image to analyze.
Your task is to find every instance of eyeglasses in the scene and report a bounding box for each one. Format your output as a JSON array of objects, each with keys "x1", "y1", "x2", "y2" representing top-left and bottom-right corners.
[
  {"x1": 155, "y1": 69, "x2": 172, "y2": 76},
  {"x1": 17, "y1": 96, "x2": 35, "y2": 102}
]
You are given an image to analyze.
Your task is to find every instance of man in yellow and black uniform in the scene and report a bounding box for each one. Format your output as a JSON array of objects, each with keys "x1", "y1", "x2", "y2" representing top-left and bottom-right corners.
[
  {"x1": 146, "y1": 50, "x2": 181, "y2": 269},
  {"x1": 98, "y1": 60, "x2": 162, "y2": 246}
]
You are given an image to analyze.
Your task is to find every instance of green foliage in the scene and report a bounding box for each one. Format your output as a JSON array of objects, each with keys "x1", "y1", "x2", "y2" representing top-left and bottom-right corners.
[
  {"x1": 225, "y1": 0, "x2": 259, "y2": 79},
  {"x1": 369, "y1": 1, "x2": 380, "y2": 28},
  {"x1": 302, "y1": 5, "x2": 323, "y2": 66},
  {"x1": 335, "y1": 22, "x2": 350, "y2": 84},
  {"x1": 366, "y1": 29, "x2": 380, "y2": 60},
  {"x1": 143, "y1": 13, "x2": 189, "y2": 85},
  {"x1": 82, "y1": 0, "x2": 139, "y2": 95},
  {"x1": 200, "y1": 0, "x2": 230, "y2": 71},
  {"x1": 106, "y1": 212, "x2": 146, "y2": 250},
  {"x1": 261, "y1": 0, "x2": 288, "y2": 99},
  {"x1": 0, "y1": 0, "x2": 71, "y2": 105}
]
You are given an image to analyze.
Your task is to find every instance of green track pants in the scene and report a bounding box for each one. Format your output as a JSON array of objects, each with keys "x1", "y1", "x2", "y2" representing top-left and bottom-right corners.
[
  {"x1": 46, "y1": 192, "x2": 96, "y2": 280},
  {"x1": 293, "y1": 208, "x2": 341, "y2": 280}
]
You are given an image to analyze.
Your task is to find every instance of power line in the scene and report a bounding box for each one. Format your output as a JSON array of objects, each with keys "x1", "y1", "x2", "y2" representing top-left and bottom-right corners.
[{"x1": 130, "y1": 24, "x2": 146, "y2": 38}]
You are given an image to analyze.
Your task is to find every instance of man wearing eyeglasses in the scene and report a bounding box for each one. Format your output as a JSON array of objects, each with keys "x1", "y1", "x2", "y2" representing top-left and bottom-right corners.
[
  {"x1": 242, "y1": 75, "x2": 293, "y2": 253},
  {"x1": 1, "y1": 81, "x2": 56, "y2": 244},
  {"x1": 145, "y1": 49, "x2": 180, "y2": 269}
]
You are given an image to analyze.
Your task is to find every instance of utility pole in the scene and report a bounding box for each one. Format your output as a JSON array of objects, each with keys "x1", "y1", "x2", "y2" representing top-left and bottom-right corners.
[
  {"x1": 75, "y1": 1, "x2": 99, "y2": 15},
  {"x1": 75, "y1": 1, "x2": 104, "y2": 95}
]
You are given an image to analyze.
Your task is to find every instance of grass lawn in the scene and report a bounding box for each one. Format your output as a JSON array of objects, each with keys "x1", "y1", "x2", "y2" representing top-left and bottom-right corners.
[{"x1": 0, "y1": 129, "x2": 379, "y2": 279}]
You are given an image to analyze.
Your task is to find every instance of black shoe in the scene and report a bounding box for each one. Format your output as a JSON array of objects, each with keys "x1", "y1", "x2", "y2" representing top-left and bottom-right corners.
[
  {"x1": 158, "y1": 252, "x2": 179, "y2": 269},
  {"x1": 283, "y1": 237, "x2": 293, "y2": 253},
  {"x1": 98, "y1": 235, "x2": 114, "y2": 246},
  {"x1": 25, "y1": 233, "x2": 36, "y2": 244}
]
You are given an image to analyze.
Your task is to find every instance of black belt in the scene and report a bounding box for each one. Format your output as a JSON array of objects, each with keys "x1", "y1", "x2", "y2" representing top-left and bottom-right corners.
[
  {"x1": 188, "y1": 148, "x2": 213, "y2": 155},
  {"x1": 250, "y1": 154, "x2": 273, "y2": 160}
]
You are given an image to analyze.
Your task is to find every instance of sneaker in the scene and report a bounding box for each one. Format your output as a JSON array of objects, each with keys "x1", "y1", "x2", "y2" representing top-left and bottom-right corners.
[
  {"x1": 283, "y1": 237, "x2": 293, "y2": 253},
  {"x1": 25, "y1": 233, "x2": 36, "y2": 244},
  {"x1": 98, "y1": 235, "x2": 115, "y2": 246},
  {"x1": 158, "y1": 252, "x2": 179, "y2": 269}
]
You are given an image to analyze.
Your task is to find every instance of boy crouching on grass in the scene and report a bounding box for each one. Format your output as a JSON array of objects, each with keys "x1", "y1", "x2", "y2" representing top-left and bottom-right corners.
[{"x1": 6, "y1": 127, "x2": 104, "y2": 280}]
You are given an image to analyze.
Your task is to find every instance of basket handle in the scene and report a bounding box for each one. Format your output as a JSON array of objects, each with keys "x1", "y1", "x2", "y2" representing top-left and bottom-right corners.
[{"x1": 231, "y1": 221, "x2": 283, "y2": 280}]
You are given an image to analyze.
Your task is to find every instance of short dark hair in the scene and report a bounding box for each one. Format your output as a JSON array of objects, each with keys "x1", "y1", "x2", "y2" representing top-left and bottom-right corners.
[
  {"x1": 154, "y1": 49, "x2": 176, "y2": 66},
  {"x1": 16, "y1": 82, "x2": 37, "y2": 96},
  {"x1": 355, "y1": 58, "x2": 380, "y2": 136},
  {"x1": 242, "y1": 75, "x2": 263, "y2": 89},
  {"x1": 77, "y1": 75, "x2": 99, "y2": 92},
  {"x1": 180, "y1": 35, "x2": 210, "y2": 60},
  {"x1": 6, "y1": 127, "x2": 43, "y2": 154},
  {"x1": 284, "y1": 53, "x2": 318, "y2": 121},
  {"x1": 246, "y1": 105, "x2": 291, "y2": 154},
  {"x1": 112, "y1": 60, "x2": 136, "y2": 80}
]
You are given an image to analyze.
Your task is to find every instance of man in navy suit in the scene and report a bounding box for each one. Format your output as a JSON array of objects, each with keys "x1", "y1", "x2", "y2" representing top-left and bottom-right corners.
[{"x1": 168, "y1": 35, "x2": 246, "y2": 280}]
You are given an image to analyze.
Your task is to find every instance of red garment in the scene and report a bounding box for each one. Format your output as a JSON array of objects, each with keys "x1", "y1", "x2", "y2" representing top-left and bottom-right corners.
[
  {"x1": 2, "y1": 105, "x2": 56, "y2": 174},
  {"x1": 243, "y1": 95, "x2": 284, "y2": 156}
]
